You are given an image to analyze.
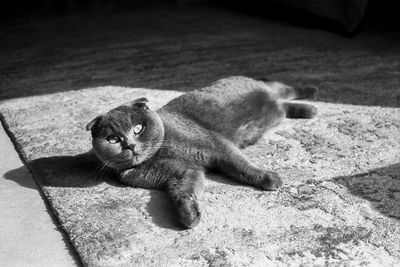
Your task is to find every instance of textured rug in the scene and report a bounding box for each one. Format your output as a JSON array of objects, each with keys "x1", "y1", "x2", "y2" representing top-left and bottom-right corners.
[{"x1": 1, "y1": 77, "x2": 400, "y2": 266}]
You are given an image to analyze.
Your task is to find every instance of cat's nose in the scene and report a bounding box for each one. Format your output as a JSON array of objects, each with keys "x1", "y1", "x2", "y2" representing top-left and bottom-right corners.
[{"x1": 127, "y1": 144, "x2": 136, "y2": 151}]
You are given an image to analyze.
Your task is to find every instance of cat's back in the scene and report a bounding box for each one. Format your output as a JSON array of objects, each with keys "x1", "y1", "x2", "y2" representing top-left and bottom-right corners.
[
  {"x1": 159, "y1": 76, "x2": 278, "y2": 139},
  {"x1": 162, "y1": 76, "x2": 274, "y2": 112}
]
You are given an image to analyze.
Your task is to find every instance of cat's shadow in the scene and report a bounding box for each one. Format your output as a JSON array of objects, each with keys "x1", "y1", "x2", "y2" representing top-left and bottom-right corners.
[
  {"x1": 145, "y1": 173, "x2": 247, "y2": 231},
  {"x1": 4, "y1": 155, "x2": 98, "y2": 189},
  {"x1": 4, "y1": 152, "x2": 118, "y2": 188},
  {"x1": 3, "y1": 153, "x2": 188, "y2": 230},
  {"x1": 146, "y1": 190, "x2": 182, "y2": 230}
]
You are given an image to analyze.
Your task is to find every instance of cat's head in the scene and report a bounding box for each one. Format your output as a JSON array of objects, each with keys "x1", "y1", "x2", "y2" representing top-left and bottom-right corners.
[{"x1": 86, "y1": 97, "x2": 164, "y2": 170}]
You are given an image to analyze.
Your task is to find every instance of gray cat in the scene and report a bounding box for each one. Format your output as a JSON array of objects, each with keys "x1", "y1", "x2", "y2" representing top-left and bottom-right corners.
[{"x1": 86, "y1": 76, "x2": 317, "y2": 228}]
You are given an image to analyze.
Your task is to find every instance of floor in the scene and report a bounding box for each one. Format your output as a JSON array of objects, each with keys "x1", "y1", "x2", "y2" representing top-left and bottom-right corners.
[
  {"x1": 0, "y1": 4, "x2": 399, "y2": 107},
  {"x1": 0, "y1": 124, "x2": 79, "y2": 266}
]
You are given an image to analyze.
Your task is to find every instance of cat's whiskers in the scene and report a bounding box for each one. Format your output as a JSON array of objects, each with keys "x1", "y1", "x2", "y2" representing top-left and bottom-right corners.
[
  {"x1": 91, "y1": 155, "x2": 119, "y2": 181},
  {"x1": 90, "y1": 162, "x2": 107, "y2": 181}
]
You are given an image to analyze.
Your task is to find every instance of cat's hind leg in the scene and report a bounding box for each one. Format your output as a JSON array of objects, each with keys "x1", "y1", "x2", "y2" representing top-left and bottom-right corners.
[
  {"x1": 282, "y1": 102, "x2": 317, "y2": 119},
  {"x1": 167, "y1": 169, "x2": 205, "y2": 229},
  {"x1": 232, "y1": 97, "x2": 286, "y2": 148},
  {"x1": 212, "y1": 141, "x2": 282, "y2": 190}
]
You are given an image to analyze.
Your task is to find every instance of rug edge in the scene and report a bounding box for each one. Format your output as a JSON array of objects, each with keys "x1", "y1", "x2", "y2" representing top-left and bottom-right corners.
[{"x1": 0, "y1": 111, "x2": 86, "y2": 267}]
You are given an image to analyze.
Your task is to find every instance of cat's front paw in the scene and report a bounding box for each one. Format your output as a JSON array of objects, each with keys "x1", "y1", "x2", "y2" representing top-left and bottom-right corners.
[
  {"x1": 177, "y1": 193, "x2": 201, "y2": 229},
  {"x1": 259, "y1": 171, "x2": 283, "y2": 191}
]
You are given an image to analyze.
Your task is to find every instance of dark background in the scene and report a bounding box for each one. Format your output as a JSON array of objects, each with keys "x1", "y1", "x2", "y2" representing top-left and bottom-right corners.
[
  {"x1": 1, "y1": 0, "x2": 399, "y2": 31},
  {"x1": 0, "y1": 0, "x2": 399, "y2": 106}
]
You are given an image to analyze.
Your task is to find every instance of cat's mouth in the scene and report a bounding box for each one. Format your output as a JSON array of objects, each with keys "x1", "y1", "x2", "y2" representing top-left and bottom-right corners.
[
  {"x1": 120, "y1": 152, "x2": 145, "y2": 167},
  {"x1": 120, "y1": 149, "x2": 140, "y2": 158},
  {"x1": 109, "y1": 156, "x2": 141, "y2": 170}
]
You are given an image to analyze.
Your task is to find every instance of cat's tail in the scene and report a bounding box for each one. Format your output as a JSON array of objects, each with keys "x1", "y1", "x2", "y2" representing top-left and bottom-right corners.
[
  {"x1": 282, "y1": 85, "x2": 318, "y2": 100},
  {"x1": 258, "y1": 78, "x2": 318, "y2": 118},
  {"x1": 261, "y1": 80, "x2": 318, "y2": 100}
]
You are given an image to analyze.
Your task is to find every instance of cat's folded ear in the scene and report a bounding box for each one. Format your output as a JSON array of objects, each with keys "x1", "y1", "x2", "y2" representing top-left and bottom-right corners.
[
  {"x1": 86, "y1": 115, "x2": 103, "y2": 131},
  {"x1": 126, "y1": 97, "x2": 149, "y2": 111}
]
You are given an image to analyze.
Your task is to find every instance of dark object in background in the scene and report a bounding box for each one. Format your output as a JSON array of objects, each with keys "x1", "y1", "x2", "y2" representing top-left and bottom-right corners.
[
  {"x1": 269, "y1": 0, "x2": 368, "y2": 33},
  {"x1": 218, "y1": 0, "x2": 399, "y2": 35},
  {"x1": 259, "y1": 0, "x2": 400, "y2": 33},
  {"x1": 1, "y1": 0, "x2": 399, "y2": 34}
]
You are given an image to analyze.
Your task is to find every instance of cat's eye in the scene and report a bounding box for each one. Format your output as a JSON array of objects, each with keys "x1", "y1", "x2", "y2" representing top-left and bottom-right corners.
[
  {"x1": 133, "y1": 124, "x2": 144, "y2": 135},
  {"x1": 107, "y1": 135, "x2": 121, "y2": 144}
]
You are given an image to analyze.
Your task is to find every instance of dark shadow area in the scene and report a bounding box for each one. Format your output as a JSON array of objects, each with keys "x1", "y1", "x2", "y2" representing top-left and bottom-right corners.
[
  {"x1": 218, "y1": 0, "x2": 400, "y2": 34},
  {"x1": 146, "y1": 171, "x2": 263, "y2": 230},
  {"x1": 4, "y1": 153, "x2": 117, "y2": 188},
  {"x1": 146, "y1": 190, "x2": 182, "y2": 230},
  {"x1": 0, "y1": 3, "x2": 399, "y2": 107},
  {"x1": 207, "y1": 171, "x2": 254, "y2": 188},
  {"x1": 32, "y1": 154, "x2": 118, "y2": 187},
  {"x1": 333, "y1": 163, "x2": 400, "y2": 220},
  {"x1": 0, "y1": 0, "x2": 176, "y2": 23},
  {"x1": 217, "y1": 1, "x2": 355, "y2": 36},
  {"x1": 4, "y1": 152, "x2": 186, "y2": 230},
  {"x1": 3, "y1": 164, "x2": 37, "y2": 190}
]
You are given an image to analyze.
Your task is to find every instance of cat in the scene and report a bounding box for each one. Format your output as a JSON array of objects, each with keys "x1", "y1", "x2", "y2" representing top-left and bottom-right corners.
[{"x1": 86, "y1": 76, "x2": 317, "y2": 228}]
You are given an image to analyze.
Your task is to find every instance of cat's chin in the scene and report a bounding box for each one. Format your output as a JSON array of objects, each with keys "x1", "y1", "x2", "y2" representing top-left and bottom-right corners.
[
  {"x1": 109, "y1": 155, "x2": 145, "y2": 170},
  {"x1": 128, "y1": 155, "x2": 145, "y2": 167}
]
